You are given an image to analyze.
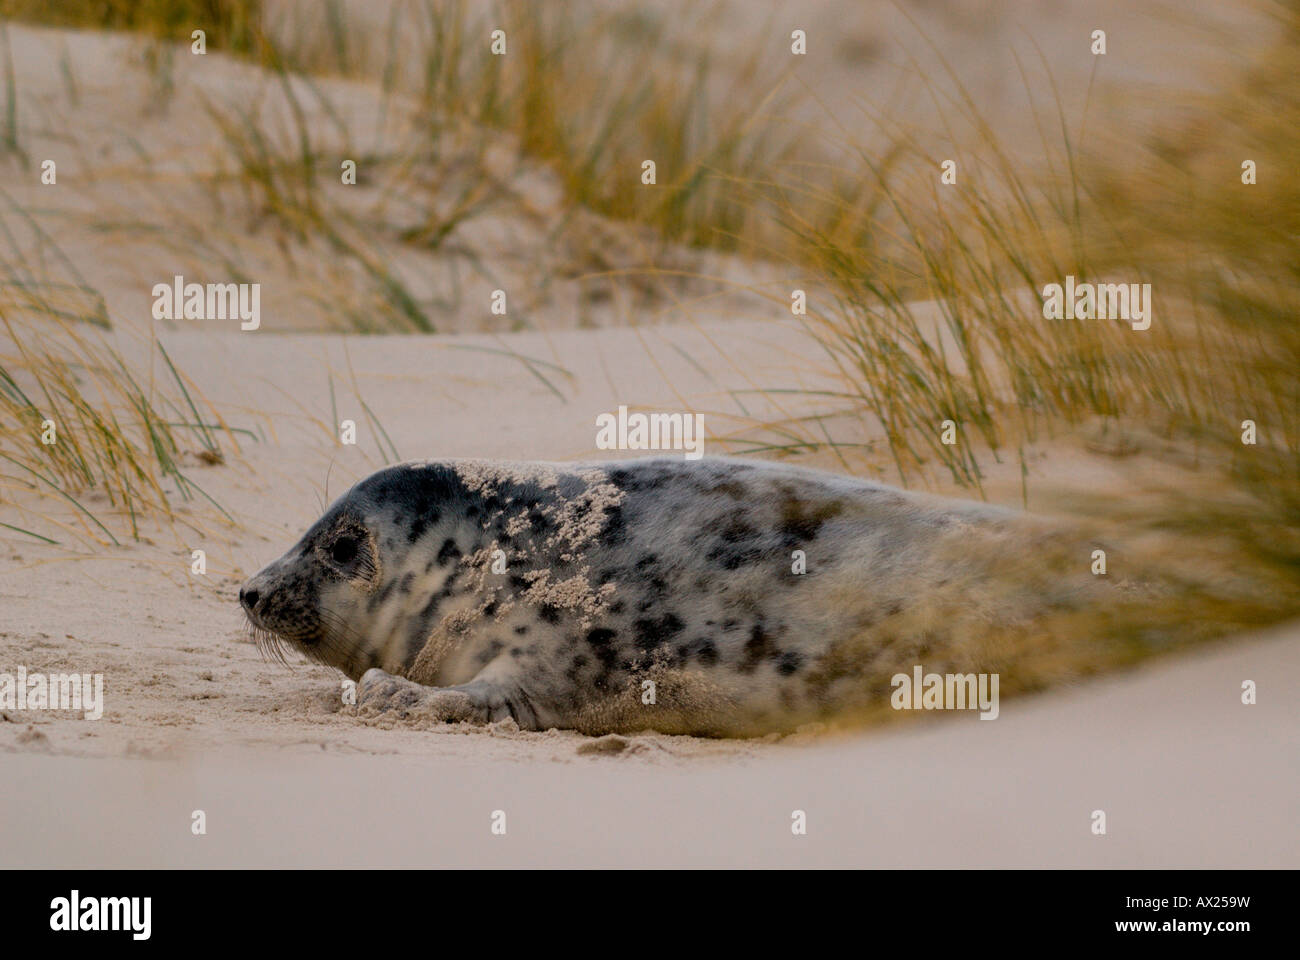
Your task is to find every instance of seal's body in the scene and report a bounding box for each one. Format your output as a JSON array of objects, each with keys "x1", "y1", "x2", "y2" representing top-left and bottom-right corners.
[{"x1": 241, "y1": 457, "x2": 1045, "y2": 735}]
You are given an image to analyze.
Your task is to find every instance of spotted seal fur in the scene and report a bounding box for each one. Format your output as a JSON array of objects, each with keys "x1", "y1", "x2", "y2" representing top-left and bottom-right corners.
[{"x1": 240, "y1": 457, "x2": 1079, "y2": 735}]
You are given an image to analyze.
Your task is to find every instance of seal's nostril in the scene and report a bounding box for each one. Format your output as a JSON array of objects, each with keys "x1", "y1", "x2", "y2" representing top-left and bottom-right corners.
[{"x1": 241, "y1": 588, "x2": 260, "y2": 611}]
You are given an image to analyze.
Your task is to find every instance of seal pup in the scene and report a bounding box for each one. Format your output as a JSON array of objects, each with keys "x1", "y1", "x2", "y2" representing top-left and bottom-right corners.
[{"x1": 240, "y1": 457, "x2": 1088, "y2": 735}]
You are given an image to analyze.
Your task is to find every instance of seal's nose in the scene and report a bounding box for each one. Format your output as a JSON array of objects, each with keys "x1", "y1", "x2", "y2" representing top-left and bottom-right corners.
[{"x1": 239, "y1": 586, "x2": 260, "y2": 614}]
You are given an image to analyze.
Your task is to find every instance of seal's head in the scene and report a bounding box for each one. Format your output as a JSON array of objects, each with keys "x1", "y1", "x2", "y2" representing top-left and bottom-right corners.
[
  {"x1": 239, "y1": 501, "x2": 384, "y2": 673},
  {"x1": 239, "y1": 463, "x2": 467, "y2": 678}
]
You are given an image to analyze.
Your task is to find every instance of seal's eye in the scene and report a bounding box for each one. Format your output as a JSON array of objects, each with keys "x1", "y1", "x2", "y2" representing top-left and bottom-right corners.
[{"x1": 330, "y1": 537, "x2": 358, "y2": 565}]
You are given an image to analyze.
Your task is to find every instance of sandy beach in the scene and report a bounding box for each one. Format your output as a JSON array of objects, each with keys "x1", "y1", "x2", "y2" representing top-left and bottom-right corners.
[{"x1": 3, "y1": 320, "x2": 1295, "y2": 867}]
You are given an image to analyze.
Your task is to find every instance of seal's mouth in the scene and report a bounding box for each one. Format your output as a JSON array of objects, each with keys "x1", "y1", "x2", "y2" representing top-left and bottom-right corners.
[
  {"x1": 243, "y1": 616, "x2": 290, "y2": 665},
  {"x1": 238, "y1": 577, "x2": 374, "y2": 676},
  {"x1": 242, "y1": 613, "x2": 325, "y2": 665},
  {"x1": 239, "y1": 582, "x2": 323, "y2": 652}
]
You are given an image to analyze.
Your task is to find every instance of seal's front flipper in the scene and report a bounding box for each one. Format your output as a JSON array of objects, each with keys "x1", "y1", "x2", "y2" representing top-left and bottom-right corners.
[{"x1": 356, "y1": 668, "x2": 537, "y2": 728}]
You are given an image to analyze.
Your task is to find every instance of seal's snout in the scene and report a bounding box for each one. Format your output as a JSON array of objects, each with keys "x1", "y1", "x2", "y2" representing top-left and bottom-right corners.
[
  {"x1": 238, "y1": 585, "x2": 261, "y2": 616},
  {"x1": 239, "y1": 576, "x2": 271, "y2": 631},
  {"x1": 238, "y1": 558, "x2": 325, "y2": 653},
  {"x1": 239, "y1": 566, "x2": 279, "y2": 628}
]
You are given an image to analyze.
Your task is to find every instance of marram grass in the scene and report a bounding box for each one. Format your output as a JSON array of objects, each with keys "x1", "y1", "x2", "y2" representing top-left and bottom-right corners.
[
  {"x1": 0, "y1": 290, "x2": 237, "y2": 546},
  {"x1": 738, "y1": 3, "x2": 1300, "y2": 679}
]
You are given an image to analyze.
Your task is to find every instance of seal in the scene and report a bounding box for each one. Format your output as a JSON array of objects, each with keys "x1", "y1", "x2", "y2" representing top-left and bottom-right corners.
[{"x1": 240, "y1": 457, "x2": 1083, "y2": 735}]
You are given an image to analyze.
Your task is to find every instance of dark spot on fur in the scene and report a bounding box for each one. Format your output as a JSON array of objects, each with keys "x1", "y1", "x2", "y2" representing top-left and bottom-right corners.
[
  {"x1": 740, "y1": 623, "x2": 777, "y2": 673},
  {"x1": 437, "y1": 538, "x2": 461, "y2": 566},
  {"x1": 407, "y1": 510, "x2": 439, "y2": 543},
  {"x1": 705, "y1": 515, "x2": 758, "y2": 544},
  {"x1": 779, "y1": 494, "x2": 845, "y2": 547},
  {"x1": 418, "y1": 591, "x2": 441, "y2": 620},
  {"x1": 633, "y1": 613, "x2": 685, "y2": 652},
  {"x1": 514, "y1": 624, "x2": 529, "y2": 635},
  {"x1": 369, "y1": 575, "x2": 400, "y2": 611},
  {"x1": 608, "y1": 466, "x2": 671, "y2": 492},
  {"x1": 598, "y1": 504, "x2": 626, "y2": 546},
  {"x1": 585, "y1": 628, "x2": 618, "y2": 669},
  {"x1": 538, "y1": 604, "x2": 561, "y2": 624}
]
